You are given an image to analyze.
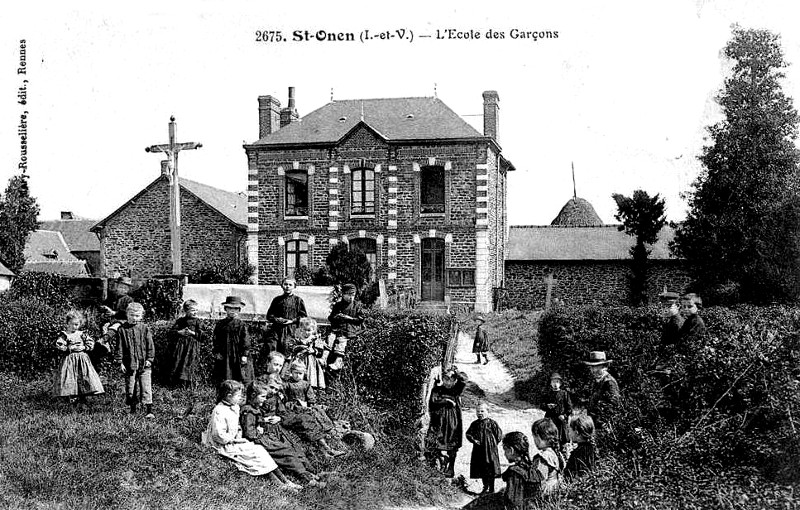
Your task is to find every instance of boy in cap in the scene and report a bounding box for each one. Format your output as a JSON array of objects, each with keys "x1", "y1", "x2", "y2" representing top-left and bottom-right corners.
[
  {"x1": 327, "y1": 283, "x2": 365, "y2": 375},
  {"x1": 213, "y1": 296, "x2": 254, "y2": 386},
  {"x1": 472, "y1": 316, "x2": 490, "y2": 365},
  {"x1": 541, "y1": 372, "x2": 572, "y2": 445}
]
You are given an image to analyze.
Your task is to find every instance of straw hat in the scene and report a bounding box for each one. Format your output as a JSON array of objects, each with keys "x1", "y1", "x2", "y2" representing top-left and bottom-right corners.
[
  {"x1": 221, "y1": 296, "x2": 246, "y2": 308},
  {"x1": 582, "y1": 351, "x2": 612, "y2": 366}
]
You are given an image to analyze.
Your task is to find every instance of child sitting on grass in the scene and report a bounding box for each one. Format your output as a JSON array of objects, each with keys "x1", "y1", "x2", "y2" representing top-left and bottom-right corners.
[
  {"x1": 53, "y1": 309, "x2": 104, "y2": 407},
  {"x1": 202, "y1": 379, "x2": 301, "y2": 489},
  {"x1": 262, "y1": 373, "x2": 345, "y2": 458},
  {"x1": 563, "y1": 414, "x2": 596, "y2": 479},
  {"x1": 530, "y1": 418, "x2": 565, "y2": 498},
  {"x1": 240, "y1": 380, "x2": 326, "y2": 487}
]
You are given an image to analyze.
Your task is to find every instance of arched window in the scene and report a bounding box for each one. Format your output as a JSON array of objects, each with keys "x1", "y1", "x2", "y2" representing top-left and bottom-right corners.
[
  {"x1": 420, "y1": 165, "x2": 445, "y2": 214},
  {"x1": 285, "y1": 240, "x2": 309, "y2": 277},
  {"x1": 351, "y1": 168, "x2": 375, "y2": 215},
  {"x1": 350, "y1": 237, "x2": 377, "y2": 281}
]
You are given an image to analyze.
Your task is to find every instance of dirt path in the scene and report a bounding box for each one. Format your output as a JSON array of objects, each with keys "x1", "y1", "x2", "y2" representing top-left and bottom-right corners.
[{"x1": 384, "y1": 332, "x2": 544, "y2": 510}]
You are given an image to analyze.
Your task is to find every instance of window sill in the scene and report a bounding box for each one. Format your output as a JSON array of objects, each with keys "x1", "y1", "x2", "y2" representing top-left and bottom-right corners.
[
  {"x1": 349, "y1": 214, "x2": 376, "y2": 219},
  {"x1": 420, "y1": 212, "x2": 446, "y2": 218},
  {"x1": 284, "y1": 216, "x2": 309, "y2": 221}
]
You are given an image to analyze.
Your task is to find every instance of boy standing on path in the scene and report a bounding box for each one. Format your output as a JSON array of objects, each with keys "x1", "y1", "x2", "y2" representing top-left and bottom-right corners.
[{"x1": 472, "y1": 316, "x2": 490, "y2": 365}]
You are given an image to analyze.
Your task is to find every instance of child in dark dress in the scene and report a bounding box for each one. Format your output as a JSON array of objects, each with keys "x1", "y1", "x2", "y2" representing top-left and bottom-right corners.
[
  {"x1": 213, "y1": 296, "x2": 254, "y2": 386},
  {"x1": 265, "y1": 278, "x2": 308, "y2": 356},
  {"x1": 472, "y1": 316, "x2": 490, "y2": 365},
  {"x1": 542, "y1": 372, "x2": 572, "y2": 446},
  {"x1": 462, "y1": 431, "x2": 537, "y2": 510},
  {"x1": 425, "y1": 365, "x2": 467, "y2": 478},
  {"x1": 262, "y1": 373, "x2": 344, "y2": 458},
  {"x1": 327, "y1": 283, "x2": 365, "y2": 375},
  {"x1": 564, "y1": 414, "x2": 596, "y2": 480},
  {"x1": 168, "y1": 299, "x2": 204, "y2": 387},
  {"x1": 465, "y1": 401, "x2": 503, "y2": 494},
  {"x1": 240, "y1": 380, "x2": 326, "y2": 487}
]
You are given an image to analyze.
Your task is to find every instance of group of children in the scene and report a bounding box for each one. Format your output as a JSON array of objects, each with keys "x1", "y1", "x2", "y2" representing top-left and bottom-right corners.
[
  {"x1": 423, "y1": 365, "x2": 597, "y2": 510},
  {"x1": 50, "y1": 277, "x2": 365, "y2": 490}
]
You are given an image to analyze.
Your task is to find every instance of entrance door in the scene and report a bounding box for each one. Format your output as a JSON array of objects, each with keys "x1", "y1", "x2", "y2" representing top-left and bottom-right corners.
[{"x1": 421, "y1": 238, "x2": 445, "y2": 301}]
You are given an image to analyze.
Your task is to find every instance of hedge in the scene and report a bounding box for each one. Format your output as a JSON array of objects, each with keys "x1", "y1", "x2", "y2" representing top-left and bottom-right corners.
[{"x1": 537, "y1": 304, "x2": 800, "y2": 477}]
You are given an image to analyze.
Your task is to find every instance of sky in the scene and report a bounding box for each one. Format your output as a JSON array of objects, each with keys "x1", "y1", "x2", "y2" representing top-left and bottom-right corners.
[{"x1": 1, "y1": 0, "x2": 800, "y2": 226}]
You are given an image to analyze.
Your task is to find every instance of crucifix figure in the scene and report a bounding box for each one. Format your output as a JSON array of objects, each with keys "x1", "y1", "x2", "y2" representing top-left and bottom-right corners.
[{"x1": 145, "y1": 116, "x2": 202, "y2": 275}]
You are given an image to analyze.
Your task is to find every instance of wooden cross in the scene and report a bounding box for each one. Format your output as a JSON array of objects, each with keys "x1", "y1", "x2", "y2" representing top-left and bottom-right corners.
[
  {"x1": 145, "y1": 116, "x2": 202, "y2": 275},
  {"x1": 544, "y1": 272, "x2": 557, "y2": 311}
]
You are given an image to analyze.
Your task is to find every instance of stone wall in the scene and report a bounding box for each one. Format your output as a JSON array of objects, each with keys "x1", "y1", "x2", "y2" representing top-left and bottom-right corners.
[
  {"x1": 504, "y1": 260, "x2": 693, "y2": 310},
  {"x1": 100, "y1": 178, "x2": 246, "y2": 278},
  {"x1": 248, "y1": 127, "x2": 509, "y2": 311}
]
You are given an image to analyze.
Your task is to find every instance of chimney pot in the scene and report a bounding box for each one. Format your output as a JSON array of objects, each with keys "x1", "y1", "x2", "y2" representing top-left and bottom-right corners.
[{"x1": 280, "y1": 86, "x2": 300, "y2": 128}]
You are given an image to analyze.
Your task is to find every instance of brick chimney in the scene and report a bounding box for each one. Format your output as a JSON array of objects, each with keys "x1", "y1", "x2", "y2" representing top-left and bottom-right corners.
[
  {"x1": 482, "y1": 90, "x2": 500, "y2": 143},
  {"x1": 258, "y1": 95, "x2": 281, "y2": 138},
  {"x1": 280, "y1": 86, "x2": 299, "y2": 128},
  {"x1": 60, "y1": 211, "x2": 74, "y2": 220}
]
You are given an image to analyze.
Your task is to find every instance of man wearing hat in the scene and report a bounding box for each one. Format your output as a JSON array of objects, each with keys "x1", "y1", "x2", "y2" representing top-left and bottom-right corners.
[
  {"x1": 658, "y1": 289, "x2": 683, "y2": 356},
  {"x1": 584, "y1": 351, "x2": 621, "y2": 432},
  {"x1": 327, "y1": 283, "x2": 365, "y2": 375},
  {"x1": 212, "y1": 296, "x2": 254, "y2": 385},
  {"x1": 472, "y1": 316, "x2": 490, "y2": 365}
]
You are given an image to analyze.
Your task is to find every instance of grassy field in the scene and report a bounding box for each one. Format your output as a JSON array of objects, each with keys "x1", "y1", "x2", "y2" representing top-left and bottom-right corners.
[{"x1": 0, "y1": 373, "x2": 460, "y2": 510}]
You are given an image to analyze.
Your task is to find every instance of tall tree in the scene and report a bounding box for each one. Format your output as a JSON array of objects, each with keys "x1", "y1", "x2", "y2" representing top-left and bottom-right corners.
[
  {"x1": 673, "y1": 26, "x2": 800, "y2": 303},
  {"x1": 0, "y1": 173, "x2": 40, "y2": 273},
  {"x1": 613, "y1": 190, "x2": 667, "y2": 305}
]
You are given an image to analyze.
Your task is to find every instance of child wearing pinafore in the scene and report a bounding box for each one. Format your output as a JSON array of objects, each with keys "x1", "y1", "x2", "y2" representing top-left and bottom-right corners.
[
  {"x1": 292, "y1": 317, "x2": 328, "y2": 390},
  {"x1": 425, "y1": 365, "x2": 467, "y2": 478},
  {"x1": 53, "y1": 310, "x2": 104, "y2": 405},
  {"x1": 202, "y1": 379, "x2": 301, "y2": 489}
]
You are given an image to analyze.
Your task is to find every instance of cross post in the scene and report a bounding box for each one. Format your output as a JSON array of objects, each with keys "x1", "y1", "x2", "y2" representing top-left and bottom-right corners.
[{"x1": 145, "y1": 116, "x2": 202, "y2": 275}]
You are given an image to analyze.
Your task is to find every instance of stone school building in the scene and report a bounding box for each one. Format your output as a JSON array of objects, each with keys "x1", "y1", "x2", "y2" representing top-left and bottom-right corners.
[{"x1": 244, "y1": 88, "x2": 514, "y2": 312}]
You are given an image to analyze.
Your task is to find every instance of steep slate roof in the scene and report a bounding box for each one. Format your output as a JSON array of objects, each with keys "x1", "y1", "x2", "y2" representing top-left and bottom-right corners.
[
  {"x1": 23, "y1": 230, "x2": 89, "y2": 276},
  {"x1": 39, "y1": 219, "x2": 100, "y2": 252},
  {"x1": 551, "y1": 197, "x2": 604, "y2": 226},
  {"x1": 23, "y1": 260, "x2": 89, "y2": 277},
  {"x1": 91, "y1": 176, "x2": 247, "y2": 231},
  {"x1": 24, "y1": 230, "x2": 81, "y2": 262},
  {"x1": 507, "y1": 225, "x2": 678, "y2": 261},
  {"x1": 251, "y1": 97, "x2": 484, "y2": 146}
]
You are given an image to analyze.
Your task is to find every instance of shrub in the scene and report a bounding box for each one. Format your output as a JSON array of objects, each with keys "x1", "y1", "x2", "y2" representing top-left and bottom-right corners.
[
  {"x1": 7, "y1": 271, "x2": 75, "y2": 308},
  {"x1": 189, "y1": 261, "x2": 255, "y2": 284},
  {"x1": 538, "y1": 304, "x2": 800, "y2": 471},
  {"x1": 130, "y1": 278, "x2": 183, "y2": 321},
  {"x1": 347, "y1": 310, "x2": 455, "y2": 430},
  {"x1": 292, "y1": 265, "x2": 313, "y2": 286},
  {"x1": 0, "y1": 296, "x2": 67, "y2": 374}
]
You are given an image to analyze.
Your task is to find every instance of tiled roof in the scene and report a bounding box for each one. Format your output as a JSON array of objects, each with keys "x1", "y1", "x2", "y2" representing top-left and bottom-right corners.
[
  {"x1": 507, "y1": 225, "x2": 678, "y2": 261},
  {"x1": 251, "y1": 97, "x2": 484, "y2": 146},
  {"x1": 92, "y1": 176, "x2": 247, "y2": 231},
  {"x1": 39, "y1": 219, "x2": 100, "y2": 252},
  {"x1": 179, "y1": 177, "x2": 247, "y2": 227},
  {"x1": 24, "y1": 230, "x2": 82, "y2": 262},
  {"x1": 23, "y1": 260, "x2": 89, "y2": 277},
  {"x1": 0, "y1": 260, "x2": 14, "y2": 277}
]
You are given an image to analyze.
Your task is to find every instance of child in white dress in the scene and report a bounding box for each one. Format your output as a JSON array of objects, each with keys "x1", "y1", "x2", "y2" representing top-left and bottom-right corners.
[
  {"x1": 53, "y1": 310, "x2": 104, "y2": 405},
  {"x1": 202, "y1": 379, "x2": 301, "y2": 489}
]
